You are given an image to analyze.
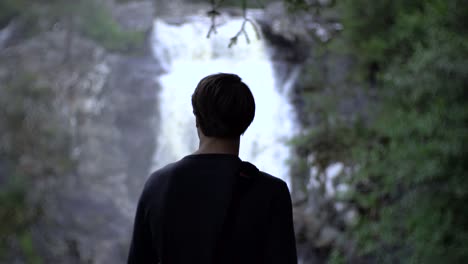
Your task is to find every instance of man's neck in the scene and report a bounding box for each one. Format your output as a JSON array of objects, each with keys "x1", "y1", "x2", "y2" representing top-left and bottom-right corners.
[{"x1": 193, "y1": 136, "x2": 240, "y2": 156}]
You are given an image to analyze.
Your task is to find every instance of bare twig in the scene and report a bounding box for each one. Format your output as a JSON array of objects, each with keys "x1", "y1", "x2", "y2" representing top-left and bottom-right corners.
[
  {"x1": 246, "y1": 18, "x2": 261, "y2": 40},
  {"x1": 206, "y1": 0, "x2": 221, "y2": 38},
  {"x1": 228, "y1": 0, "x2": 261, "y2": 48},
  {"x1": 206, "y1": 0, "x2": 262, "y2": 47},
  {"x1": 228, "y1": 19, "x2": 261, "y2": 48}
]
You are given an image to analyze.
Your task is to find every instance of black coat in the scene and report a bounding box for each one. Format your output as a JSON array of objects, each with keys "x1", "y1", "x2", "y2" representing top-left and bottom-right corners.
[{"x1": 128, "y1": 154, "x2": 297, "y2": 264}]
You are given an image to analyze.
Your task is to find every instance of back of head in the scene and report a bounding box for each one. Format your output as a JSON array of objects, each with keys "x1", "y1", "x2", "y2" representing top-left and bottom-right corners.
[{"x1": 192, "y1": 73, "x2": 255, "y2": 138}]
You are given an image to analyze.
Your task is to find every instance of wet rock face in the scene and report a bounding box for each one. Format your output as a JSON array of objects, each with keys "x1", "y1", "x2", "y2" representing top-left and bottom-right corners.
[
  {"x1": 107, "y1": 55, "x2": 162, "y2": 201},
  {"x1": 153, "y1": 0, "x2": 209, "y2": 20},
  {"x1": 50, "y1": 54, "x2": 161, "y2": 264},
  {"x1": 257, "y1": 2, "x2": 310, "y2": 62},
  {"x1": 0, "y1": 1, "x2": 162, "y2": 263},
  {"x1": 0, "y1": 20, "x2": 16, "y2": 49},
  {"x1": 257, "y1": 2, "x2": 365, "y2": 263},
  {"x1": 113, "y1": 1, "x2": 155, "y2": 31},
  {"x1": 52, "y1": 54, "x2": 160, "y2": 263}
]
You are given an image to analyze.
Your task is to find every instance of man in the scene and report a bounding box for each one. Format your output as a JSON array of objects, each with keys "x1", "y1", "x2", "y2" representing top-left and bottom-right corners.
[{"x1": 128, "y1": 73, "x2": 297, "y2": 264}]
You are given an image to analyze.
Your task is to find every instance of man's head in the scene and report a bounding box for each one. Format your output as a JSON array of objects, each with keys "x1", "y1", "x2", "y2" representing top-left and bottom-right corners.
[{"x1": 192, "y1": 73, "x2": 255, "y2": 139}]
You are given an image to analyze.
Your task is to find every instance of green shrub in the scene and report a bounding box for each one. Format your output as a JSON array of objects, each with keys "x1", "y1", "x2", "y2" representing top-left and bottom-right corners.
[
  {"x1": 78, "y1": 0, "x2": 145, "y2": 52},
  {"x1": 0, "y1": 0, "x2": 25, "y2": 27},
  {"x1": 290, "y1": 0, "x2": 468, "y2": 262},
  {"x1": 0, "y1": 73, "x2": 72, "y2": 262},
  {"x1": 340, "y1": 0, "x2": 468, "y2": 262},
  {"x1": 0, "y1": 177, "x2": 41, "y2": 263}
]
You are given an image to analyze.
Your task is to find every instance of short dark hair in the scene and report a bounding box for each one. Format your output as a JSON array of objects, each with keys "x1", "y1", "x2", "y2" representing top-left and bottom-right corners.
[{"x1": 192, "y1": 73, "x2": 255, "y2": 138}]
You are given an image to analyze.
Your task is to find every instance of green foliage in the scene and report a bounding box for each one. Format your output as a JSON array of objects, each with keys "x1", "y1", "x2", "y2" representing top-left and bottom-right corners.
[
  {"x1": 19, "y1": 231, "x2": 42, "y2": 264},
  {"x1": 291, "y1": 0, "x2": 468, "y2": 262},
  {"x1": 0, "y1": 0, "x2": 145, "y2": 53},
  {"x1": 0, "y1": 0, "x2": 44, "y2": 40},
  {"x1": 0, "y1": 74, "x2": 71, "y2": 172},
  {"x1": 77, "y1": 0, "x2": 145, "y2": 52},
  {"x1": 0, "y1": 178, "x2": 31, "y2": 241},
  {"x1": 329, "y1": 249, "x2": 346, "y2": 264},
  {"x1": 0, "y1": 0, "x2": 24, "y2": 27},
  {"x1": 338, "y1": 0, "x2": 468, "y2": 262},
  {"x1": 0, "y1": 73, "x2": 72, "y2": 262},
  {"x1": 0, "y1": 178, "x2": 41, "y2": 263}
]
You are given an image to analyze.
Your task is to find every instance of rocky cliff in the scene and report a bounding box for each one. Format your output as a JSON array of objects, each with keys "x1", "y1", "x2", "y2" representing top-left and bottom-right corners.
[{"x1": 0, "y1": 1, "x2": 161, "y2": 262}]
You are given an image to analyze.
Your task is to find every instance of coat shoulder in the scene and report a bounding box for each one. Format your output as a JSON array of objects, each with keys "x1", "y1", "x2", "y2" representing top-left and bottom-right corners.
[
  {"x1": 142, "y1": 162, "x2": 179, "y2": 195},
  {"x1": 256, "y1": 171, "x2": 290, "y2": 194}
]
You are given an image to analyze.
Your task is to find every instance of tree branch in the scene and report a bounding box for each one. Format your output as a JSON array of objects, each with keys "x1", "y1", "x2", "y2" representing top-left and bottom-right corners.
[{"x1": 206, "y1": 0, "x2": 261, "y2": 48}]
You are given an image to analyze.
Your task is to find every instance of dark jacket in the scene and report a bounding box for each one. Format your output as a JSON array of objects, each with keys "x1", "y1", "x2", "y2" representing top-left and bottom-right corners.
[{"x1": 128, "y1": 154, "x2": 297, "y2": 264}]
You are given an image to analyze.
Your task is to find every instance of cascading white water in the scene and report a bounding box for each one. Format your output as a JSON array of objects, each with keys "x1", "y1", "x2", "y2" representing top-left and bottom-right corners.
[{"x1": 150, "y1": 15, "x2": 296, "y2": 182}]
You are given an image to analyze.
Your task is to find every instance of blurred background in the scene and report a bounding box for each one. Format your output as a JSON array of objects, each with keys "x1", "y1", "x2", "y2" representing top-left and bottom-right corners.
[{"x1": 0, "y1": 0, "x2": 467, "y2": 263}]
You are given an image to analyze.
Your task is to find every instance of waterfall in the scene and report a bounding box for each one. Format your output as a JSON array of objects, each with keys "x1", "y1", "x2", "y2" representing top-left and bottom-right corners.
[{"x1": 150, "y1": 15, "x2": 297, "y2": 182}]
